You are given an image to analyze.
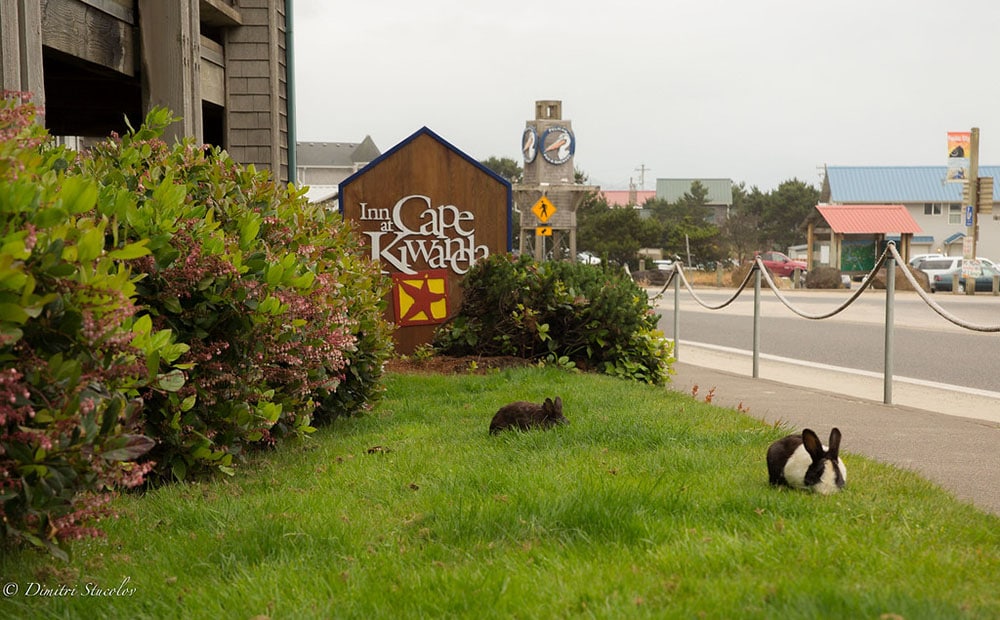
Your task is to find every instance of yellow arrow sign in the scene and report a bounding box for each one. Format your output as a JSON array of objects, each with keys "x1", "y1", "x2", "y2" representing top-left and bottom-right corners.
[
  {"x1": 536, "y1": 226, "x2": 553, "y2": 237},
  {"x1": 531, "y1": 196, "x2": 556, "y2": 223}
]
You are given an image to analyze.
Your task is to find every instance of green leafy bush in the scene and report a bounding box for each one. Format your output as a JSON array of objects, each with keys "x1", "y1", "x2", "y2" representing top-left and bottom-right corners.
[
  {"x1": 434, "y1": 254, "x2": 673, "y2": 384},
  {"x1": 78, "y1": 108, "x2": 393, "y2": 480},
  {"x1": 1, "y1": 97, "x2": 393, "y2": 556},
  {"x1": 1, "y1": 96, "x2": 169, "y2": 558}
]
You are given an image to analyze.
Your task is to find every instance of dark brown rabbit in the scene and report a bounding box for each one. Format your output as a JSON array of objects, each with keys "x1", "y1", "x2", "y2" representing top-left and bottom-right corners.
[{"x1": 489, "y1": 397, "x2": 567, "y2": 434}]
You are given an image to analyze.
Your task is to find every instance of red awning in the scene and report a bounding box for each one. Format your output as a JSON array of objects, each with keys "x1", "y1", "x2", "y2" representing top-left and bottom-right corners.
[{"x1": 815, "y1": 204, "x2": 922, "y2": 234}]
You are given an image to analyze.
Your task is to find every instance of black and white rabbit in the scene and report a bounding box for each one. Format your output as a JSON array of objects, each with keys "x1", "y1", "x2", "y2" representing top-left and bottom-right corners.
[
  {"x1": 489, "y1": 397, "x2": 567, "y2": 434},
  {"x1": 766, "y1": 427, "x2": 846, "y2": 494}
]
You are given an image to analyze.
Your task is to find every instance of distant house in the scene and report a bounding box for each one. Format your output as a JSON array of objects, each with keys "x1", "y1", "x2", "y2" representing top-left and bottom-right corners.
[
  {"x1": 297, "y1": 137, "x2": 381, "y2": 204},
  {"x1": 297, "y1": 138, "x2": 381, "y2": 186},
  {"x1": 601, "y1": 190, "x2": 655, "y2": 208},
  {"x1": 822, "y1": 166, "x2": 1000, "y2": 260},
  {"x1": 655, "y1": 178, "x2": 733, "y2": 225}
]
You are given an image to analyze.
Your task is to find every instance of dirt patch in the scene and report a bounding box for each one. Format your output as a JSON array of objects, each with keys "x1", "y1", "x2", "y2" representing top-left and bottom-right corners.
[{"x1": 385, "y1": 355, "x2": 534, "y2": 375}]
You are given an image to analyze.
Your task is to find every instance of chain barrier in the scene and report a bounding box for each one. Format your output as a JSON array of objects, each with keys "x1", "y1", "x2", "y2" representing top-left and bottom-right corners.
[
  {"x1": 651, "y1": 261, "x2": 754, "y2": 311},
  {"x1": 651, "y1": 244, "x2": 1000, "y2": 331},
  {"x1": 884, "y1": 244, "x2": 1000, "y2": 332},
  {"x1": 649, "y1": 243, "x2": 1000, "y2": 404}
]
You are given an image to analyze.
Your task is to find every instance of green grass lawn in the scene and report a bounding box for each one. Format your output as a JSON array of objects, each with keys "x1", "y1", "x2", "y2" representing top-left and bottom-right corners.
[{"x1": 2, "y1": 366, "x2": 998, "y2": 619}]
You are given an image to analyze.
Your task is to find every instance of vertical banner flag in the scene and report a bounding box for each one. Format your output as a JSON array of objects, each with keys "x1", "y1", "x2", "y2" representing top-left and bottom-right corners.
[{"x1": 947, "y1": 131, "x2": 971, "y2": 183}]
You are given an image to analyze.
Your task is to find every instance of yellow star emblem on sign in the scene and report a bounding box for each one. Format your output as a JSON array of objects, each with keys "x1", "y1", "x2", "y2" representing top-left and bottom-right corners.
[{"x1": 392, "y1": 270, "x2": 450, "y2": 326}]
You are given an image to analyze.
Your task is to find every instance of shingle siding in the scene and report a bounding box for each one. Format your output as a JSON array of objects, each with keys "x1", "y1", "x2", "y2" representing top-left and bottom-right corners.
[{"x1": 224, "y1": 0, "x2": 287, "y2": 179}]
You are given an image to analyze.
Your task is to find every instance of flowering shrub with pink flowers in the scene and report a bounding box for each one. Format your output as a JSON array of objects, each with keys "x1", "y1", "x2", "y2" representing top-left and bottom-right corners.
[
  {"x1": 78, "y1": 107, "x2": 393, "y2": 481},
  {"x1": 1, "y1": 95, "x2": 171, "y2": 558},
  {"x1": 1, "y1": 97, "x2": 392, "y2": 556}
]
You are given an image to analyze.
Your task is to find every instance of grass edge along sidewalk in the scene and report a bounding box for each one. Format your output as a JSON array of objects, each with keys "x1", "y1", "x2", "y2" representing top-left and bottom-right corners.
[{"x1": 2, "y1": 366, "x2": 998, "y2": 619}]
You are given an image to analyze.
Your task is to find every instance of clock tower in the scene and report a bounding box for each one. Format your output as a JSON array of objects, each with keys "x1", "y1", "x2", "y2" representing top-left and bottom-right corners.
[{"x1": 515, "y1": 100, "x2": 596, "y2": 261}]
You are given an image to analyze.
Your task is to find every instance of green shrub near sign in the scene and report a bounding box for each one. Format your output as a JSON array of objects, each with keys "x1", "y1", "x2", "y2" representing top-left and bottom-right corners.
[{"x1": 434, "y1": 253, "x2": 673, "y2": 383}]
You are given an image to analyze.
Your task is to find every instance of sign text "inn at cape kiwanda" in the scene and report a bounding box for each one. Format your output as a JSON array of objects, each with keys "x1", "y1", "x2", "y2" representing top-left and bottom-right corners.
[{"x1": 360, "y1": 194, "x2": 489, "y2": 275}]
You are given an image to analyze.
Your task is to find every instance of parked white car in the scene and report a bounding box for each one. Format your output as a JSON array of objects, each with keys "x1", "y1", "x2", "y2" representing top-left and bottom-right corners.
[
  {"x1": 908, "y1": 253, "x2": 945, "y2": 268},
  {"x1": 917, "y1": 255, "x2": 997, "y2": 275},
  {"x1": 918, "y1": 257, "x2": 962, "y2": 292},
  {"x1": 916, "y1": 256, "x2": 999, "y2": 291}
]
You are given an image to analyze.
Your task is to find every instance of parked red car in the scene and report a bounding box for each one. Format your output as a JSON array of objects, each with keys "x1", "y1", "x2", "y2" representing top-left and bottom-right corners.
[{"x1": 755, "y1": 251, "x2": 808, "y2": 277}]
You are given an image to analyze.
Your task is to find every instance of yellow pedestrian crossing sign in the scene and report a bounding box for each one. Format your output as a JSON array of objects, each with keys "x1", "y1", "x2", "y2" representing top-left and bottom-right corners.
[
  {"x1": 536, "y1": 226, "x2": 553, "y2": 236},
  {"x1": 531, "y1": 196, "x2": 556, "y2": 223}
]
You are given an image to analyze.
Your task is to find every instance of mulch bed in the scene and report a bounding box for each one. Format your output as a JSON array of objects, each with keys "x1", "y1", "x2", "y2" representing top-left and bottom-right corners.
[{"x1": 384, "y1": 355, "x2": 534, "y2": 375}]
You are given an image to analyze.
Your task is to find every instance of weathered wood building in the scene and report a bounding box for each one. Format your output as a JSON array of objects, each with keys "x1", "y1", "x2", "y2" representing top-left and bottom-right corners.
[{"x1": 1, "y1": 0, "x2": 293, "y2": 183}]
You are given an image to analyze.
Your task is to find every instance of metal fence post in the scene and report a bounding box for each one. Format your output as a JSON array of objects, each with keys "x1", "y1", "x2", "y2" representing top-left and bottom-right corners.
[
  {"x1": 884, "y1": 257, "x2": 895, "y2": 404},
  {"x1": 673, "y1": 266, "x2": 680, "y2": 361},
  {"x1": 753, "y1": 267, "x2": 761, "y2": 378}
]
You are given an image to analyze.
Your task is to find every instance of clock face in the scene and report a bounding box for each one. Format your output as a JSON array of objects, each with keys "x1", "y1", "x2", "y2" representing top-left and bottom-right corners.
[
  {"x1": 521, "y1": 127, "x2": 537, "y2": 164},
  {"x1": 541, "y1": 126, "x2": 574, "y2": 165}
]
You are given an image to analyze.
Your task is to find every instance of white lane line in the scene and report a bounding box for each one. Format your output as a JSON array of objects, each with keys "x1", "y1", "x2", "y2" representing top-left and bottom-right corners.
[{"x1": 681, "y1": 341, "x2": 1000, "y2": 400}]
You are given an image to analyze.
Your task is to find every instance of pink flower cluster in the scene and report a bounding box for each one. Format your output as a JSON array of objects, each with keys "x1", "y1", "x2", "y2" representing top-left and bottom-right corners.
[
  {"x1": 44, "y1": 493, "x2": 115, "y2": 541},
  {"x1": 156, "y1": 230, "x2": 240, "y2": 301},
  {"x1": 0, "y1": 368, "x2": 33, "y2": 426},
  {"x1": 90, "y1": 455, "x2": 156, "y2": 490},
  {"x1": 0, "y1": 91, "x2": 46, "y2": 151}
]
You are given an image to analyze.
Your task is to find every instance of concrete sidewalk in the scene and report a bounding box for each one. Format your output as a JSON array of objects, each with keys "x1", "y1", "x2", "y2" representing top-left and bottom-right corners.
[{"x1": 666, "y1": 347, "x2": 1000, "y2": 517}]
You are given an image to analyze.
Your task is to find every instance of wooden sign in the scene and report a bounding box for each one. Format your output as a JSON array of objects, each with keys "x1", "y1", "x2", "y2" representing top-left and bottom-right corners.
[
  {"x1": 339, "y1": 127, "x2": 512, "y2": 353},
  {"x1": 978, "y1": 176, "x2": 994, "y2": 215}
]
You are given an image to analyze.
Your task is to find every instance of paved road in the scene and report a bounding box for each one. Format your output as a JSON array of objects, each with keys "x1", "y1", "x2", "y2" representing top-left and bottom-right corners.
[
  {"x1": 651, "y1": 286, "x2": 1000, "y2": 413},
  {"x1": 663, "y1": 312, "x2": 1000, "y2": 391}
]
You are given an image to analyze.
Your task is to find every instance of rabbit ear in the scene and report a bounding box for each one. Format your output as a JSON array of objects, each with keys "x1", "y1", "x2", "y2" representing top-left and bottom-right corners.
[
  {"x1": 553, "y1": 397, "x2": 562, "y2": 411},
  {"x1": 827, "y1": 428, "x2": 842, "y2": 458},
  {"x1": 801, "y1": 428, "x2": 824, "y2": 460},
  {"x1": 543, "y1": 398, "x2": 554, "y2": 408}
]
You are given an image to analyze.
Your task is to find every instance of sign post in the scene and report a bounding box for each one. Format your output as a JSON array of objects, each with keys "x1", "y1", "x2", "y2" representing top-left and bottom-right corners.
[
  {"x1": 532, "y1": 196, "x2": 556, "y2": 242},
  {"x1": 967, "y1": 128, "x2": 980, "y2": 261},
  {"x1": 966, "y1": 128, "x2": 980, "y2": 294},
  {"x1": 951, "y1": 128, "x2": 980, "y2": 293}
]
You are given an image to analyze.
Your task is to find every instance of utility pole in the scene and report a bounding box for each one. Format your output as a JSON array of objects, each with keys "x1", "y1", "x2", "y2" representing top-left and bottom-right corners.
[
  {"x1": 961, "y1": 127, "x2": 981, "y2": 295},
  {"x1": 634, "y1": 164, "x2": 650, "y2": 190},
  {"x1": 966, "y1": 128, "x2": 980, "y2": 261}
]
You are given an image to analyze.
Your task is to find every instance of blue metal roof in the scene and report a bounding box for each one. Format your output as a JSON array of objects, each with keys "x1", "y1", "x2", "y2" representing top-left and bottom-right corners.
[
  {"x1": 943, "y1": 232, "x2": 965, "y2": 244},
  {"x1": 826, "y1": 166, "x2": 1000, "y2": 203}
]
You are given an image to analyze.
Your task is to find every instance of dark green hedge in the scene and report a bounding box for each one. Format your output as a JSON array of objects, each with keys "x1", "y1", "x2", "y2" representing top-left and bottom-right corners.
[{"x1": 434, "y1": 253, "x2": 673, "y2": 384}]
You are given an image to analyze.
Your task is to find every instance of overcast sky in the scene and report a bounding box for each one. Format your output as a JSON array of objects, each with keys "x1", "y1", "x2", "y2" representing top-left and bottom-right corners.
[{"x1": 292, "y1": 0, "x2": 1000, "y2": 193}]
